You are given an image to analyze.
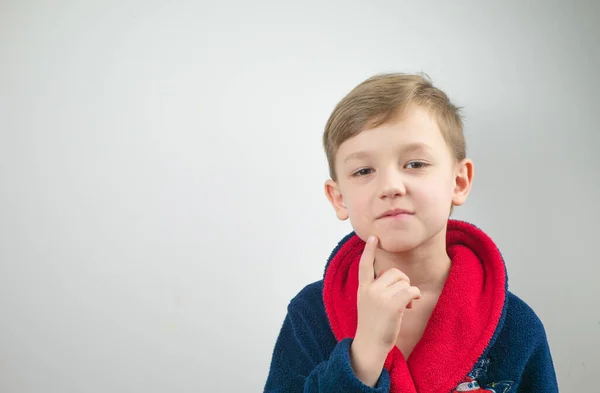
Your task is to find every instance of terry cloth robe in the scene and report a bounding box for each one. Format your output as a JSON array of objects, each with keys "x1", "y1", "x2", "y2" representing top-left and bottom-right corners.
[{"x1": 263, "y1": 220, "x2": 559, "y2": 393}]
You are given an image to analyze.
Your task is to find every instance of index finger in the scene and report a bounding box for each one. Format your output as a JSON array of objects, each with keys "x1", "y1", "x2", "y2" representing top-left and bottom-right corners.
[{"x1": 358, "y1": 235, "x2": 378, "y2": 286}]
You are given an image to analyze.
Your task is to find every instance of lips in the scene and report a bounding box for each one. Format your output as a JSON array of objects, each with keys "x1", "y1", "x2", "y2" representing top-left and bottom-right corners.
[{"x1": 377, "y1": 209, "x2": 414, "y2": 219}]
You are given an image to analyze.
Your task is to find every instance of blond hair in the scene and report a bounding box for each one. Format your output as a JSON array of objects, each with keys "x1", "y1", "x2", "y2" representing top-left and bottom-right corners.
[{"x1": 323, "y1": 73, "x2": 466, "y2": 181}]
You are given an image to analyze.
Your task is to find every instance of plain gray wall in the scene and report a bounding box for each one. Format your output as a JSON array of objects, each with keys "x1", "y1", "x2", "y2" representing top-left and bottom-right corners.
[{"x1": 1, "y1": 0, "x2": 598, "y2": 392}]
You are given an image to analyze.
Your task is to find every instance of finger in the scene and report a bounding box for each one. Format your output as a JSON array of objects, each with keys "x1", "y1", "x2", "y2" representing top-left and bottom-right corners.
[
  {"x1": 375, "y1": 268, "x2": 411, "y2": 288},
  {"x1": 384, "y1": 280, "x2": 410, "y2": 308},
  {"x1": 406, "y1": 289, "x2": 422, "y2": 309},
  {"x1": 358, "y1": 235, "x2": 378, "y2": 286},
  {"x1": 391, "y1": 286, "x2": 421, "y2": 309}
]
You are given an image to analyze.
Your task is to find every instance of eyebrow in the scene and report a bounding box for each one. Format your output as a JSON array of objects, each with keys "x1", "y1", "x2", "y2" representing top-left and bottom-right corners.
[
  {"x1": 343, "y1": 143, "x2": 432, "y2": 164},
  {"x1": 343, "y1": 151, "x2": 372, "y2": 164}
]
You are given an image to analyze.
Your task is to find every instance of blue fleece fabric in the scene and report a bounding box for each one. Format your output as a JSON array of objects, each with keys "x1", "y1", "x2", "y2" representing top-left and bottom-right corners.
[{"x1": 263, "y1": 280, "x2": 558, "y2": 393}]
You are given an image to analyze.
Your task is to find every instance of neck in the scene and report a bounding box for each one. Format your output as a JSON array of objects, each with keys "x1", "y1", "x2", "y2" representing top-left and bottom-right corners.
[{"x1": 373, "y1": 229, "x2": 451, "y2": 293}]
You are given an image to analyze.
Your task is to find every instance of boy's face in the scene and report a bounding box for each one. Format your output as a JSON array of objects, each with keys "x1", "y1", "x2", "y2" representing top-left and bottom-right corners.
[{"x1": 325, "y1": 105, "x2": 473, "y2": 253}]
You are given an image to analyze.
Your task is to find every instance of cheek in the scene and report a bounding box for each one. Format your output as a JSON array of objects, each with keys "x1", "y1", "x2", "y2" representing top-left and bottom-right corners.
[
  {"x1": 346, "y1": 197, "x2": 369, "y2": 221},
  {"x1": 342, "y1": 185, "x2": 370, "y2": 212},
  {"x1": 344, "y1": 193, "x2": 373, "y2": 229},
  {"x1": 415, "y1": 176, "x2": 454, "y2": 211}
]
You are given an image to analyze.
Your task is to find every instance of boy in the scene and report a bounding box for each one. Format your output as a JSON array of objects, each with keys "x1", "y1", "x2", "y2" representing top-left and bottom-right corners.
[{"x1": 263, "y1": 73, "x2": 558, "y2": 393}]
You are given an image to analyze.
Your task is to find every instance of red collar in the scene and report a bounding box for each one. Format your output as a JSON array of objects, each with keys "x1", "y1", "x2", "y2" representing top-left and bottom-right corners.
[{"x1": 323, "y1": 220, "x2": 507, "y2": 393}]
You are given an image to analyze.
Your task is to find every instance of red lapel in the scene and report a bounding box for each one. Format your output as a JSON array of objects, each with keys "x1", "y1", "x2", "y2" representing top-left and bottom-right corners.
[{"x1": 323, "y1": 220, "x2": 507, "y2": 393}]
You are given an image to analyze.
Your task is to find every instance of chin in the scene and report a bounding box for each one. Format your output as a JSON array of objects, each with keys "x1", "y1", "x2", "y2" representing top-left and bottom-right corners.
[{"x1": 377, "y1": 234, "x2": 422, "y2": 253}]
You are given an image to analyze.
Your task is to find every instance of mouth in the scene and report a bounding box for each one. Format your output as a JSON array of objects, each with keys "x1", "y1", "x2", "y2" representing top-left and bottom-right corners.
[{"x1": 377, "y1": 209, "x2": 414, "y2": 219}]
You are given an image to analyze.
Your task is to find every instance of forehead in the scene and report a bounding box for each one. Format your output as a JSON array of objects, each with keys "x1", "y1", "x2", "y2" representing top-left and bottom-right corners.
[{"x1": 336, "y1": 106, "x2": 448, "y2": 162}]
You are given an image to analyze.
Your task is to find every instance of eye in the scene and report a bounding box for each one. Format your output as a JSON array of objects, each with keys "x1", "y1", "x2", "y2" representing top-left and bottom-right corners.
[
  {"x1": 405, "y1": 161, "x2": 428, "y2": 169},
  {"x1": 352, "y1": 168, "x2": 373, "y2": 177}
]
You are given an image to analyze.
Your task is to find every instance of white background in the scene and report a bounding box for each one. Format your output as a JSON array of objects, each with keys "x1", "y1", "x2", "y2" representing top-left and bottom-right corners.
[{"x1": 1, "y1": 1, "x2": 599, "y2": 391}]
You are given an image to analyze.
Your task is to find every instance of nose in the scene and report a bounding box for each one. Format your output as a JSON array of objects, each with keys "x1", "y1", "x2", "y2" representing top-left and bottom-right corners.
[{"x1": 379, "y1": 166, "x2": 407, "y2": 199}]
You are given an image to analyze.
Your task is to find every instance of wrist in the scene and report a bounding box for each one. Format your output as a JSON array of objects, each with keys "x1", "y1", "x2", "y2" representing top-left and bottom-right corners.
[
  {"x1": 353, "y1": 332, "x2": 389, "y2": 362},
  {"x1": 350, "y1": 335, "x2": 388, "y2": 387}
]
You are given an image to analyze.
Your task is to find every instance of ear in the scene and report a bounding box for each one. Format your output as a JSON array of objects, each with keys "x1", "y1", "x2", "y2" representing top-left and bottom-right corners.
[
  {"x1": 324, "y1": 179, "x2": 349, "y2": 220},
  {"x1": 452, "y1": 158, "x2": 474, "y2": 207}
]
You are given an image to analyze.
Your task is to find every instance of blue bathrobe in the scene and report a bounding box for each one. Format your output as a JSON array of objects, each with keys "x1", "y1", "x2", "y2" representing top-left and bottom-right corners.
[{"x1": 263, "y1": 220, "x2": 559, "y2": 393}]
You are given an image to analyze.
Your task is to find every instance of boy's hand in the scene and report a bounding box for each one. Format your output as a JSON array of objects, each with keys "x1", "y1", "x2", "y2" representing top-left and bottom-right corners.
[{"x1": 349, "y1": 235, "x2": 421, "y2": 387}]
